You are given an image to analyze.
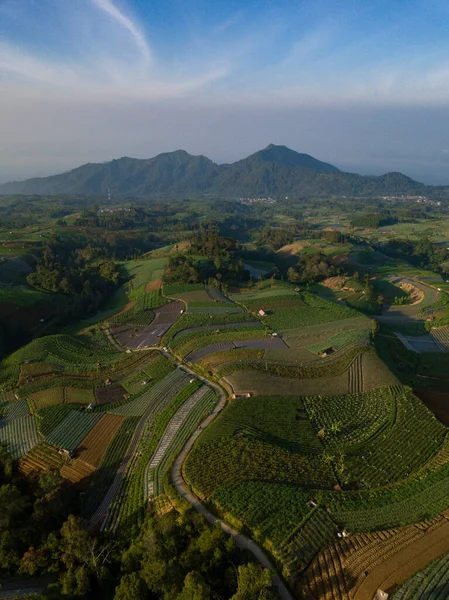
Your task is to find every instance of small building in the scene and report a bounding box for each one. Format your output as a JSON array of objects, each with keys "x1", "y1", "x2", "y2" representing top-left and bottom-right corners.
[
  {"x1": 104, "y1": 378, "x2": 112, "y2": 386},
  {"x1": 258, "y1": 309, "x2": 267, "y2": 317}
]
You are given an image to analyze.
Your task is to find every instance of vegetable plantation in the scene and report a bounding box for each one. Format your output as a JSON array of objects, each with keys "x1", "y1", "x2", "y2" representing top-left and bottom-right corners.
[{"x1": 46, "y1": 410, "x2": 103, "y2": 451}]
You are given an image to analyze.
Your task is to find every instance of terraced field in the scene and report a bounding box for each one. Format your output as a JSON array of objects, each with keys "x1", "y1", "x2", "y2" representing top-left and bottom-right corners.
[
  {"x1": 18, "y1": 442, "x2": 65, "y2": 474},
  {"x1": 392, "y1": 550, "x2": 449, "y2": 599},
  {"x1": 0, "y1": 415, "x2": 41, "y2": 459},
  {"x1": 304, "y1": 513, "x2": 449, "y2": 600},
  {"x1": 110, "y1": 301, "x2": 183, "y2": 349},
  {"x1": 145, "y1": 385, "x2": 216, "y2": 497},
  {"x1": 46, "y1": 411, "x2": 103, "y2": 452},
  {"x1": 75, "y1": 414, "x2": 124, "y2": 468},
  {"x1": 185, "y1": 336, "x2": 287, "y2": 364}
]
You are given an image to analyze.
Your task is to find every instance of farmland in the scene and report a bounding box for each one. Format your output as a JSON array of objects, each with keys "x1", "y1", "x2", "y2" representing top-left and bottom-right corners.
[
  {"x1": 3, "y1": 199, "x2": 449, "y2": 599},
  {"x1": 392, "y1": 550, "x2": 449, "y2": 599}
]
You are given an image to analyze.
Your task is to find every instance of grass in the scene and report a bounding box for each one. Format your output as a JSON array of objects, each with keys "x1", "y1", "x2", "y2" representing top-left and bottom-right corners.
[{"x1": 0, "y1": 285, "x2": 54, "y2": 306}]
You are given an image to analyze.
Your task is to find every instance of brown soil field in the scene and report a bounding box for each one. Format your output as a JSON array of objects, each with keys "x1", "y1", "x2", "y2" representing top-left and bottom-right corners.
[
  {"x1": 303, "y1": 513, "x2": 449, "y2": 600},
  {"x1": 171, "y1": 241, "x2": 191, "y2": 252},
  {"x1": 333, "y1": 253, "x2": 350, "y2": 266},
  {"x1": 322, "y1": 276, "x2": 345, "y2": 290},
  {"x1": 18, "y1": 443, "x2": 65, "y2": 475},
  {"x1": 94, "y1": 384, "x2": 128, "y2": 405},
  {"x1": 414, "y1": 387, "x2": 449, "y2": 425},
  {"x1": 145, "y1": 278, "x2": 162, "y2": 292},
  {"x1": 400, "y1": 281, "x2": 424, "y2": 305},
  {"x1": 353, "y1": 515, "x2": 449, "y2": 599},
  {"x1": 277, "y1": 241, "x2": 308, "y2": 256},
  {"x1": 60, "y1": 459, "x2": 95, "y2": 489},
  {"x1": 75, "y1": 414, "x2": 124, "y2": 468}
]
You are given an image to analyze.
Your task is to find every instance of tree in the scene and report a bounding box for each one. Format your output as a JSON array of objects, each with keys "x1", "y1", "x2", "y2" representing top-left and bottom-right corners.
[
  {"x1": 230, "y1": 564, "x2": 276, "y2": 600},
  {"x1": 177, "y1": 571, "x2": 212, "y2": 600},
  {"x1": 114, "y1": 572, "x2": 148, "y2": 600}
]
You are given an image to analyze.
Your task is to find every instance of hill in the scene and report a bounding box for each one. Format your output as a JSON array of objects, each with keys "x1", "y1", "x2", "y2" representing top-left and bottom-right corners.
[{"x1": 0, "y1": 144, "x2": 429, "y2": 198}]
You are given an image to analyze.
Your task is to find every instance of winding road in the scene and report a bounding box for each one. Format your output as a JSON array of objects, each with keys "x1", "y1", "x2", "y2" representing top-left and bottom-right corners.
[
  {"x1": 99, "y1": 326, "x2": 294, "y2": 598},
  {"x1": 171, "y1": 362, "x2": 294, "y2": 600}
]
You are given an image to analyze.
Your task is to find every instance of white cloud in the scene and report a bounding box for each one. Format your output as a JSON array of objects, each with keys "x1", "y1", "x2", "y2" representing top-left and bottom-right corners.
[{"x1": 90, "y1": 0, "x2": 152, "y2": 65}]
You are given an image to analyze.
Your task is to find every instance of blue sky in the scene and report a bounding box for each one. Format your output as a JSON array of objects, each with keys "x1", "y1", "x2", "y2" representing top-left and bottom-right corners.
[{"x1": 1, "y1": 0, "x2": 449, "y2": 183}]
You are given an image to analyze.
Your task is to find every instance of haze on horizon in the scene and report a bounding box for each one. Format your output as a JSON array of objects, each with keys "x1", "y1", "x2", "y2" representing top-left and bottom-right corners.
[{"x1": 1, "y1": 0, "x2": 449, "y2": 185}]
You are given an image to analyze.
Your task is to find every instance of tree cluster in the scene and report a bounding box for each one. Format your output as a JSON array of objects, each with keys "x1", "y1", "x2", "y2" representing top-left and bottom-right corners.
[{"x1": 287, "y1": 252, "x2": 337, "y2": 284}]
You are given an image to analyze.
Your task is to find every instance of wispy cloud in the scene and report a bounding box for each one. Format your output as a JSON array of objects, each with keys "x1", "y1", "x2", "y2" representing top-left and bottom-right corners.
[{"x1": 90, "y1": 0, "x2": 152, "y2": 65}]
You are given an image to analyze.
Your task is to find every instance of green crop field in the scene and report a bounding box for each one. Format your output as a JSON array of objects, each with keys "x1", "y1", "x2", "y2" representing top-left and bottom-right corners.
[
  {"x1": 237, "y1": 289, "x2": 357, "y2": 332},
  {"x1": 123, "y1": 258, "x2": 168, "y2": 290},
  {"x1": 6, "y1": 329, "x2": 122, "y2": 373},
  {"x1": 184, "y1": 395, "x2": 336, "y2": 499},
  {"x1": 2, "y1": 195, "x2": 449, "y2": 599},
  {"x1": 305, "y1": 386, "x2": 447, "y2": 486}
]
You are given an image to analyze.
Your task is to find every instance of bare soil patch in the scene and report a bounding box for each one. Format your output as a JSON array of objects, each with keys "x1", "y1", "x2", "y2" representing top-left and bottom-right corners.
[
  {"x1": 114, "y1": 299, "x2": 136, "y2": 317},
  {"x1": 145, "y1": 278, "x2": 162, "y2": 292},
  {"x1": 75, "y1": 414, "x2": 124, "y2": 468},
  {"x1": 94, "y1": 384, "x2": 128, "y2": 405},
  {"x1": 277, "y1": 241, "x2": 307, "y2": 256},
  {"x1": 400, "y1": 281, "x2": 424, "y2": 305},
  {"x1": 332, "y1": 253, "x2": 350, "y2": 266},
  {"x1": 322, "y1": 276, "x2": 345, "y2": 290},
  {"x1": 171, "y1": 241, "x2": 191, "y2": 252},
  {"x1": 353, "y1": 517, "x2": 449, "y2": 600}
]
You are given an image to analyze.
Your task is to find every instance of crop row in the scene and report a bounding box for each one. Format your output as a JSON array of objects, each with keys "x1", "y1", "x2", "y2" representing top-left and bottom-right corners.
[
  {"x1": 0, "y1": 415, "x2": 41, "y2": 459},
  {"x1": 216, "y1": 345, "x2": 368, "y2": 379},
  {"x1": 105, "y1": 379, "x2": 202, "y2": 533},
  {"x1": 110, "y1": 369, "x2": 191, "y2": 417},
  {"x1": 46, "y1": 410, "x2": 103, "y2": 451},
  {"x1": 185, "y1": 434, "x2": 334, "y2": 499},
  {"x1": 37, "y1": 404, "x2": 79, "y2": 437},
  {"x1": 161, "y1": 311, "x2": 256, "y2": 344},
  {"x1": 277, "y1": 508, "x2": 337, "y2": 580},
  {"x1": 120, "y1": 354, "x2": 174, "y2": 396},
  {"x1": 81, "y1": 416, "x2": 140, "y2": 520},
  {"x1": 148, "y1": 387, "x2": 216, "y2": 497},
  {"x1": 4, "y1": 398, "x2": 30, "y2": 420},
  {"x1": 246, "y1": 291, "x2": 357, "y2": 332},
  {"x1": 306, "y1": 327, "x2": 371, "y2": 355},
  {"x1": 76, "y1": 414, "x2": 125, "y2": 468},
  {"x1": 172, "y1": 328, "x2": 268, "y2": 359},
  {"x1": 316, "y1": 460, "x2": 449, "y2": 531},
  {"x1": 344, "y1": 389, "x2": 446, "y2": 487},
  {"x1": 303, "y1": 388, "x2": 396, "y2": 452},
  {"x1": 19, "y1": 442, "x2": 65, "y2": 474},
  {"x1": 392, "y1": 551, "x2": 449, "y2": 599}
]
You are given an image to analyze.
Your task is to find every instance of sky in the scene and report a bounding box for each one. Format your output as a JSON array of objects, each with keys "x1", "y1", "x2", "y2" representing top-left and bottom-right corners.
[{"x1": 1, "y1": 0, "x2": 449, "y2": 184}]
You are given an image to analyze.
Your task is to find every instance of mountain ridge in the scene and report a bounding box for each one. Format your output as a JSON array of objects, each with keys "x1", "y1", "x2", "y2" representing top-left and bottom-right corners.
[{"x1": 0, "y1": 144, "x2": 431, "y2": 197}]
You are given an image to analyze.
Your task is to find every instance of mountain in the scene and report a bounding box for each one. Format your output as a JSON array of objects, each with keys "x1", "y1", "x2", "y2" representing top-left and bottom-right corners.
[{"x1": 0, "y1": 145, "x2": 429, "y2": 198}]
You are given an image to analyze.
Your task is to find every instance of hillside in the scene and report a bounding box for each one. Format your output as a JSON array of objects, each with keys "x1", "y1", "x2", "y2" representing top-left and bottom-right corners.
[{"x1": 0, "y1": 144, "x2": 429, "y2": 198}]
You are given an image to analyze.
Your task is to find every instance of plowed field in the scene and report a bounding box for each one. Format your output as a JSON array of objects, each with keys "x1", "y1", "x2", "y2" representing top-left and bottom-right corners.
[{"x1": 75, "y1": 414, "x2": 125, "y2": 468}]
